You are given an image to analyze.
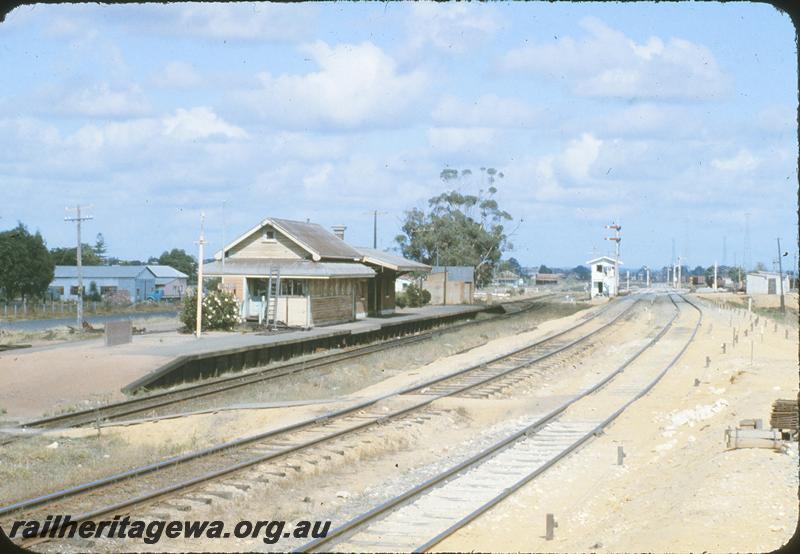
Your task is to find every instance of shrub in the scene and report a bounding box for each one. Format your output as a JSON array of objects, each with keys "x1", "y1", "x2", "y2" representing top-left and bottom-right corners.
[
  {"x1": 181, "y1": 288, "x2": 240, "y2": 331},
  {"x1": 397, "y1": 283, "x2": 431, "y2": 308}
]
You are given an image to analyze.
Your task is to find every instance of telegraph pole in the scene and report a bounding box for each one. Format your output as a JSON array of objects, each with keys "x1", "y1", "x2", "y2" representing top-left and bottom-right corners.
[
  {"x1": 221, "y1": 201, "x2": 227, "y2": 279},
  {"x1": 367, "y1": 210, "x2": 388, "y2": 249},
  {"x1": 65, "y1": 205, "x2": 93, "y2": 329},
  {"x1": 777, "y1": 238, "x2": 786, "y2": 314},
  {"x1": 714, "y1": 261, "x2": 718, "y2": 291},
  {"x1": 605, "y1": 222, "x2": 621, "y2": 296},
  {"x1": 195, "y1": 213, "x2": 206, "y2": 338}
]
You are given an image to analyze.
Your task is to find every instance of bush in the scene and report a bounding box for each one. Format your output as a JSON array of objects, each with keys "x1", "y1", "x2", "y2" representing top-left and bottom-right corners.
[
  {"x1": 397, "y1": 283, "x2": 431, "y2": 308},
  {"x1": 181, "y1": 288, "x2": 240, "y2": 331}
]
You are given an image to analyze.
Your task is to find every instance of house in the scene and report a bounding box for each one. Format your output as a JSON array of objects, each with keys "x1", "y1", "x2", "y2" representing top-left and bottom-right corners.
[
  {"x1": 203, "y1": 217, "x2": 429, "y2": 327},
  {"x1": 424, "y1": 266, "x2": 475, "y2": 305},
  {"x1": 48, "y1": 265, "x2": 158, "y2": 303},
  {"x1": 746, "y1": 271, "x2": 790, "y2": 295},
  {"x1": 493, "y1": 270, "x2": 522, "y2": 288},
  {"x1": 587, "y1": 256, "x2": 622, "y2": 298},
  {"x1": 147, "y1": 265, "x2": 189, "y2": 299},
  {"x1": 534, "y1": 273, "x2": 560, "y2": 285}
]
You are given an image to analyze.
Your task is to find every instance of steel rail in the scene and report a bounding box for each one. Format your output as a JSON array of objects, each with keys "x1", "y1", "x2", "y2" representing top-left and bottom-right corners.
[
  {"x1": 0, "y1": 299, "x2": 640, "y2": 548},
  {"x1": 298, "y1": 293, "x2": 700, "y2": 553},
  {"x1": 12, "y1": 297, "x2": 557, "y2": 433},
  {"x1": 0, "y1": 299, "x2": 639, "y2": 521},
  {"x1": 0, "y1": 296, "x2": 638, "y2": 537}
]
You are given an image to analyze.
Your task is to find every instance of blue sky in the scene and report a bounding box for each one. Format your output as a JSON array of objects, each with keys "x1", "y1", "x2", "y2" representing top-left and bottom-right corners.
[{"x1": 0, "y1": 1, "x2": 796, "y2": 270}]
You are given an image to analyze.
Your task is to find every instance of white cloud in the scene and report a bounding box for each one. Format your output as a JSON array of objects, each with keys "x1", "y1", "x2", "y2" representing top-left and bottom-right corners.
[
  {"x1": 755, "y1": 104, "x2": 796, "y2": 134},
  {"x1": 558, "y1": 133, "x2": 602, "y2": 181},
  {"x1": 499, "y1": 17, "x2": 729, "y2": 100},
  {"x1": 152, "y1": 61, "x2": 203, "y2": 88},
  {"x1": 302, "y1": 163, "x2": 334, "y2": 193},
  {"x1": 57, "y1": 83, "x2": 151, "y2": 117},
  {"x1": 162, "y1": 107, "x2": 248, "y2": 141},
  {"x1": 432, "y1": 94, "x2": 538, "y2": 128},
  {"x1": 406, "y1": 3, "x2": 501, "y2": 54},
  {"x1": 711, "y1": 149, "x2": 760, "y2": 172},
  {"x1": 171, "y1": 2, "x2": 315, "y2": 42},
  {"x1": 427, "y1": 127, "x2": 495, "y2": 152},
  {"x1": 239, "y1": 41, "x2": 428, "y2": 129}
]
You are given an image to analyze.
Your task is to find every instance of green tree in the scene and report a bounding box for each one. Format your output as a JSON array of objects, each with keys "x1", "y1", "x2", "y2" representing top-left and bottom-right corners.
[
  {"x1": 94, "y1": 233, "x2": 107, "y2": 263},
  {"x1": 396, "y1": 169, "x2": 514, "y2": 287},
  {"x1": 572, "y1": 265, "x2": 591, "y2": 281},
  {"x1": 86, "y1": 281, "x2": 102, "y2": 301},
  {"x1": 396, "y1": 283, "x2": 431, "y2": 308},
  {"x1": 158, "y1": 249, "x2": 198, "y2": 284},
  {"x1": 505, "y1": 257, "x2": 523, "y2": 276},
  {"x1": 538, "y1": 264, "x2": 553, "y2": 274},
  {"x1": 50, "y1": 245, "x2": 103, "y2": 266},
  {"x1": 0, "y1": 223, "x2": 54, "y2": 300}
]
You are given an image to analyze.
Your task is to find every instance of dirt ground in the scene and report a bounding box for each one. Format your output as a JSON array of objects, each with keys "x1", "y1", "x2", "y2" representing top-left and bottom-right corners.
[{"x1": 435, "y1": 294, "x2": 799, "y2": 553}]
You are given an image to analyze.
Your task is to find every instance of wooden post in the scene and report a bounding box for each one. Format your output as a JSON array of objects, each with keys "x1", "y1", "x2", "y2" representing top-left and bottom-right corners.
[
  {"x1": 617, "y1": 445, "x2": 626, "y2": 465},
  {"x1": 546, "y1": 513, "x2": 558, "y2": 540},
  {"x1": 195, "y1": 213, "x2": 205, "y2": 338}
]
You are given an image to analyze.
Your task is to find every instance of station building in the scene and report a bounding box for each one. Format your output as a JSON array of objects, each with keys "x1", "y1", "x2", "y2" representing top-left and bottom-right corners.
[
  {"x1": 587, "y1": 256, "x2": 622, "y2": 298},
  {"x1": 745, "y1": 271, "x2": 791, "y2": 295},
  {"x1": 204, "y1": 217, "x2": 429, "y2": 327}
]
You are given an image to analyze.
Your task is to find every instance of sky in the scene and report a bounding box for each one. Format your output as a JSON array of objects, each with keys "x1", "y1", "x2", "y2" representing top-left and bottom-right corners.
[{"x1": 0, "y1": 1, "x2": 797, "y2": 271}]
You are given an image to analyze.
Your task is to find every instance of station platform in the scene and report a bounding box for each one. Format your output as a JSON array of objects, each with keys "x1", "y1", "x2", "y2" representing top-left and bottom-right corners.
[{"x1": 0, "y1": 304, "x2": 485, "y2": 420}]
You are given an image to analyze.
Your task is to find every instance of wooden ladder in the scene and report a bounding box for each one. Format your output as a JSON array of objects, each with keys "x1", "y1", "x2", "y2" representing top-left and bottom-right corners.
[{"x1": 265, "y1": 265, "x2": 281, "y2": 331}]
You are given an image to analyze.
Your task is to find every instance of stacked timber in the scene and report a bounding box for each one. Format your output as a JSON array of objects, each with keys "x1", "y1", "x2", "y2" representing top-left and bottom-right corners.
[{"x1": 770, "y1": 397, "x2": 799, "y2": 431}]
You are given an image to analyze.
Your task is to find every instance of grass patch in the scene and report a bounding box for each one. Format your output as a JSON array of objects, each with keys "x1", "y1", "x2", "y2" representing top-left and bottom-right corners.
[{"x1": 0, "y1": 431, "x2": 204, "y2": 506}]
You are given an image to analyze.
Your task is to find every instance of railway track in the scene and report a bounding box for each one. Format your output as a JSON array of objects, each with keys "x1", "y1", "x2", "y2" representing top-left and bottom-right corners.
[
  {"x1": 299, "y1": 294, "x2": 702, "y2": 552},
  {"x1": 0, "y1": 296, "x2": 641, "y2": 548},
  {"x1": 3, "y1": 296, "x2": 565, "y2": 439}
]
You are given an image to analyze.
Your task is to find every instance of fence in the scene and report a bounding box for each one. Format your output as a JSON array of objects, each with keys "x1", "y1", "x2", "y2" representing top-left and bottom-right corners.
[{"x1": 0, "y1": 300, "x2": 106, "y2": 321}]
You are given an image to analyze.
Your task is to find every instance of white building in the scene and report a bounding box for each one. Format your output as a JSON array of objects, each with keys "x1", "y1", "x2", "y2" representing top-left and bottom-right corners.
[
  {"x1": 587, "y1": 256, "x2": 622, "y2": 298},
  {"x1": 745, "y1": 271, "x2": 790, "y2": 295}
]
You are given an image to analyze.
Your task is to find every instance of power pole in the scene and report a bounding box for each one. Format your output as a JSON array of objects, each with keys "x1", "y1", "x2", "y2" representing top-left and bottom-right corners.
[
  {"x1": 195, "y1": 213, "x2": 206, "y2": 338},
  {"x1": 221, "y1": 200, "x2": 227, "y2": 280},
  {"x1": 670, "y1": 238, "x2": 676, "y2": 273},
  {"x1": 605, "y1": 222, "x2": 621, "y2": 296},
  {"x1": 367, "y1": 210, "x2": 388, "y2": 249},
  {"x1": 722, "y1": 236, "x2": 727, "y2": 267},
  {"x1": 777, "y1": 238, "x2": 786, "y2": 314},
  {"x1": 714, "y1": 261, "x2": 718, "y2": 291},
  {"x1": 743, "y1": 212, "x2": 751, "y2": 272},
  {"x1": 65, "y1": 205, "x2": 93, "y2": 329}
]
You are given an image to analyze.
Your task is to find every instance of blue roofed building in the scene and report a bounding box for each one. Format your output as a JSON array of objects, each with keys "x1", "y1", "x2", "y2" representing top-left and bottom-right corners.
[
  {"x1": 147, "y1": 265, "x2": 189, "y2": 299},
  {"x1": 49, "y1": 265, "x2": 159, "y2": 303}
]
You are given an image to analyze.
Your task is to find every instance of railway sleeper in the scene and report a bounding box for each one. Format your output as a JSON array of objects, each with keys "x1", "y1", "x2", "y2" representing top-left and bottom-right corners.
[
  {"x1": 204, "y1": 489, "x2": 237, "y2": 500},
  {"x1": 160, "y1": 502, "x2": 193, "y2": 512},
  {"x1": 183, "y1": 494, "x2": 215, "y2": 505},
  {"x1": 225, "y1": 481, "x2": 252, "y2": 491}
]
